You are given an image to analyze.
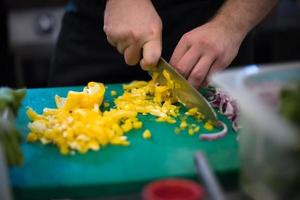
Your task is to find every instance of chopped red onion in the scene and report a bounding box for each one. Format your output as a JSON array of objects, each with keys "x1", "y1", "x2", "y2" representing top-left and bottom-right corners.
[
  {"x1": 204, "y1": 86, "x2": 240, "y2": 132},
  {"x1": 200, "y1": 121, "x2": 228, "y2": 140}
]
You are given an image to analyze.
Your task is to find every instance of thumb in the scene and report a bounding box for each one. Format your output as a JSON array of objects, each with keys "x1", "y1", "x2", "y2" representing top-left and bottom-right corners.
[{"x1": 140, "y1": 39, "x2": 162, "y2": 70}]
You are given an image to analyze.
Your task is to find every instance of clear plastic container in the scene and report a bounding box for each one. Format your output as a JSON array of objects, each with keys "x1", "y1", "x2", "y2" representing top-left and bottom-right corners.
[{"x1": 211, "y1": 62, "x2": 300, "y2": 200}]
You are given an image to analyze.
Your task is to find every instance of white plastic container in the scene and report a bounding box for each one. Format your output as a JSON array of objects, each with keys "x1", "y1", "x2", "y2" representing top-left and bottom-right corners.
[{"x1": 211, "y1": 62, "x2": 300, "y2": 200}]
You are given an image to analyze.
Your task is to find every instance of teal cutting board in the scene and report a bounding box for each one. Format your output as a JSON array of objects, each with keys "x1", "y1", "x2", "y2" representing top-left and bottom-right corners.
[{"x1": 10, "y1": 84, "x2": 239, "y2": 199}]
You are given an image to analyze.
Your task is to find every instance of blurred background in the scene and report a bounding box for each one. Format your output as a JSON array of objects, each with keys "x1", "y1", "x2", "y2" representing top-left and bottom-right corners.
[{"x1": 1, "y1": 0, "x2": 300, "y2": 88}]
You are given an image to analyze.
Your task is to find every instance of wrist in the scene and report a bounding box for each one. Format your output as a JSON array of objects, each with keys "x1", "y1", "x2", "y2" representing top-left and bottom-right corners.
[
  {"x1": 105, "y1": 0, "x2": 154, "y2": 13},
  {"x1": 209, "y1": 15, "x2": 249, "y2": 44}
]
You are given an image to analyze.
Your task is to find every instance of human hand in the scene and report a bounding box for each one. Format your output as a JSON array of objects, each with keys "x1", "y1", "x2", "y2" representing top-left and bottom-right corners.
[
  {"x1": 104, "y1": 0, "x2": 162, "y2": 70},
  {"x1": 170, "y1": 20, "x2": 246, "y2": 88}
]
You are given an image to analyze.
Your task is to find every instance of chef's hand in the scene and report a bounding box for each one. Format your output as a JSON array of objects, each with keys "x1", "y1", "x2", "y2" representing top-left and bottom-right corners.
[
  {"x1": 170, "y1": 21, "x2": 245, "y2": 88},
  {"x1": 104, "y1": 0, "x2": 162, "y2": 70}
]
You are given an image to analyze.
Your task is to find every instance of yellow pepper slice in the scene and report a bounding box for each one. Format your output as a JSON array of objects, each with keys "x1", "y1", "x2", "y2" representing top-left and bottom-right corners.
[
  {"x1": 143, "y1": 129, "x2": 152, "y2": 139},
  {"x1": 62, "y1": 82, "x2": 105, "y2": 110}
]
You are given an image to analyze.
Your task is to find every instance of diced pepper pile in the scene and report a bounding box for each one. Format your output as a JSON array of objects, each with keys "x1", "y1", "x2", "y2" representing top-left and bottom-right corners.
[{"x1": 26, "y1": 72, "x2": 216, "y2": 155}]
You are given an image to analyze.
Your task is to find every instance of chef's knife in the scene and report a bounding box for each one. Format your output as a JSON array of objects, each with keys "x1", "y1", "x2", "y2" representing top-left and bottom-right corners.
[{"x1": 149, "y1": 57, "x2": 218, "y2": 125}]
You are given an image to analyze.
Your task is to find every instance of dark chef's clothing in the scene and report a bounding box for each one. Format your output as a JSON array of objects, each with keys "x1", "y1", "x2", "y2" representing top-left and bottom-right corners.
[{"x1": 49, "y1": 0, "x2": 253, "y2": 86}]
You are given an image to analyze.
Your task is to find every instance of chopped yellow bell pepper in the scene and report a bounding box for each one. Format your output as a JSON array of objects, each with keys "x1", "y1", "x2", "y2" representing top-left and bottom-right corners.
[
  {"x1": 27, "y1": 70, "x2": 215, "y2": 155},
  {"x1": 179, "y1": 121, "x2": 188, "y2": 129},
  {"x1": 187, "y1": 107, "x2": 198, "y2": 116},
  {"x1": 204, "y1": 121, "x2": 214, "y2": 131},
  {"x1": 111, "y1": 90, "x2": 117, "y2": 96},
  {"x1": 62, "y1": 82, "x2": 105, "y2": 110},
  {"x1": 143, "y1": 129, "x2": 152, "y2": 139},
  {"x1": 26, "y1": 82, "x2": 138, "y2": 155}
]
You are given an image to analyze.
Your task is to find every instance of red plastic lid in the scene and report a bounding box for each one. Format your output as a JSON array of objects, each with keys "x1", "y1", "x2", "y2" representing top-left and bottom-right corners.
[{"x1": 142, "y1": 178, "x2": 204, "y2": 200}]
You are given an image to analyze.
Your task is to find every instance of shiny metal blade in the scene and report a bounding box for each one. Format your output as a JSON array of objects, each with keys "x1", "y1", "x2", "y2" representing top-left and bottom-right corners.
[{"x1": 149, "y1": 57, "x2": 218, "y2": 125}]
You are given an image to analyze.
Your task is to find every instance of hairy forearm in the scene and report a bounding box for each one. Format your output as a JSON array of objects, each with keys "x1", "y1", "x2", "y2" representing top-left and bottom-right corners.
[{"x1": 212, "y1": 0, "x2": 278, "y2": 38}]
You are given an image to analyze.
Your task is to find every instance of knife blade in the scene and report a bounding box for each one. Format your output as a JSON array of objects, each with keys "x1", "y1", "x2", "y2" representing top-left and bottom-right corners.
[{"x1": 149, "y1": 57, "x2": 218, "y2": 125}]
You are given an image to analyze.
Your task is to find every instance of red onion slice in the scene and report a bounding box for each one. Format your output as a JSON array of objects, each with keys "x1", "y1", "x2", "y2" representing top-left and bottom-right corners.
[
  {"x1": 205, "y1": 86, "x2": 239, "y2": 133},
  {"x1": 200, "y1": 121, "x2": 228, "y2": 141}
]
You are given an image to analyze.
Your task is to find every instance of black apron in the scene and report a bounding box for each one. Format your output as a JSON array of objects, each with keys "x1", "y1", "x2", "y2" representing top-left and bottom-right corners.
[{"x1": 49, "y1": 0, "x2": 253, "y2": 86}]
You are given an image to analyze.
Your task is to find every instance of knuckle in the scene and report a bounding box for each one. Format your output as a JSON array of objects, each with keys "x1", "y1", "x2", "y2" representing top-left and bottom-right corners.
[
  {"x1": 105, "y1": 28, "x2": 135, "y2": 42},
  {"x1": 155, "y1": 21, "x2": 163, "y2": 33},
  {"x1": 118, "y1": 29, "x2": 130, "y2": 40},
  {"x1": 196, "y1": 36, "x2": 210, "y2": 47},
  {"x1": 103, "y1": 25, "x2": 111, "y2": 35},
  {"x1": 215, "y1": 46, "x2": 225, "y2": 57},
  {"x1": 193, "y1": 73, "x2": 204, "y2": 83},
  {"x1": 196, "y1": 38, "x2": 225, "y2": 58},
  {"x1": 176, "y1": 66, "x2": 184, "y2": 74},
  {"x1": 127, "y1": 30, "x2": 137, "y2": 42},
  {"x1": 215, "y1": 58, "x2": 228, "y2": 69},
  {"x1": 105, "y1": 29, "x2": 120, "y2": 40},
  {"x1": 208, "y1": 43, "x2": 224, "y2": 58},
  {"x1": 103, "y1": 25, "x2": 107, "y2": 33},
  {"x1": 221, "y1": 58, "x2": 231, "y2": 67},
  {"x1": 156, "y1": 19, "x2": 163, "y2": 29},
  {"x1": 181, "y1": 33, "x2": 192, "y2": 43},
  {"x1": 147, "y1": 26, "x2": 162, "y2": 39},
  {"x1": 124, "y1": 29, "x2": 143, "y2": 43},
  {"x1": 150, "y1": 20, "x2": 163, "y2": 33},
  {"x1": 176, "y1": 67, "x2": 187, "y2": 77}
]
